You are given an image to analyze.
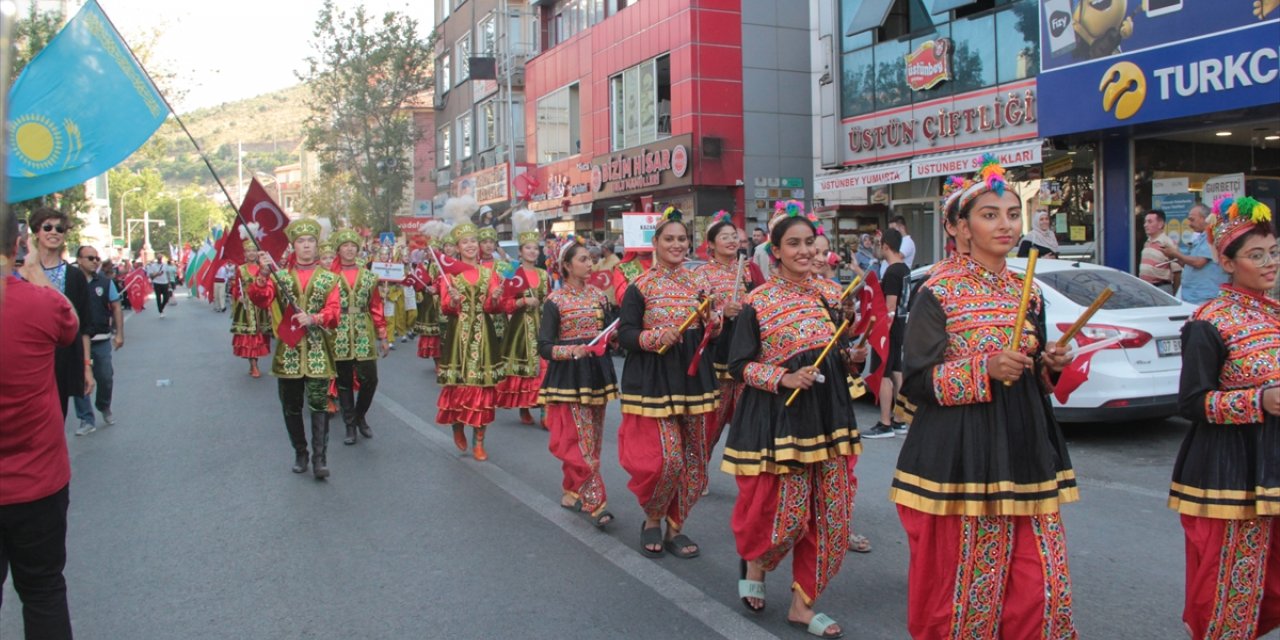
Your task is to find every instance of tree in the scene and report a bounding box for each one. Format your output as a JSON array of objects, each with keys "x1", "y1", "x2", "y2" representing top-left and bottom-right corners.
[
  {"x1": 298, "y1": 0, "x2": 435, "y2": 232},
  {"x1": 296, "y1": 170, "x2": 366, "y2": 229}
]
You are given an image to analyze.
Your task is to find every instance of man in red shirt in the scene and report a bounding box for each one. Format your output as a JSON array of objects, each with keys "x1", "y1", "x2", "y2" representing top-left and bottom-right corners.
[{"x1": 0, "y1": 226, "x2": 80, "y2": 640}]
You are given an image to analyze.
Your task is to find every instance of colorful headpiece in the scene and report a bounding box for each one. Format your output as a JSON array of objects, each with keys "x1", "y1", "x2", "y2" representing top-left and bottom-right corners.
[
  {"x1": 477, "y1": 226, "x2": 498, "y2": 242},
  {"x1": 653, "y1": 206, "x2": 685, "y2": 235},
  {"x1": 767, "y1": 200, "x2": 820, "y2": 237},
  {"x1": 285, "y1": 218, "x2": 322, "y2": 243},
  {"x1": 1208, "y1": 194, "x2": 1273, "y2": 255},
  {"x1": 239, "y1": 222, "x2": 261, "y2": 252},
  {"x1": 319, "y1": 241, "x2": 334, "y2": 255},
  {"x1": 942, "y1": 153, "x2": 1008, "y2": 222},
  {"x1": 330, "y1": 229, "x2": 361, "y2": 249},
  {"x1": 558, "y1": 233, "x2": 585, "y2": 263},
  {"x1": 511, "y1": 208, "x2": 539, "y2": 247}
]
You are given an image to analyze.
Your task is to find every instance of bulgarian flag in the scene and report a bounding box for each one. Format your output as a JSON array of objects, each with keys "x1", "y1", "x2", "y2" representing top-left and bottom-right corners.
[{"x1": 184, "y1": 239, "x2": 214, "y2": 285}]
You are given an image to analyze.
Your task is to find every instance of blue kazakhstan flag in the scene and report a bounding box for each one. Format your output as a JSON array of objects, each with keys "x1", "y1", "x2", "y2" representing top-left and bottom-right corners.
[{"x1": 6, "y1": 0, "x2": 168, "y2": 202}]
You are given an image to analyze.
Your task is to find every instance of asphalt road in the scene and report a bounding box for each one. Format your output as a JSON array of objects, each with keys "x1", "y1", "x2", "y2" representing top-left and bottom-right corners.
[{"x1": 4, "y1": 293, "x2": 1275, "y2": 639}]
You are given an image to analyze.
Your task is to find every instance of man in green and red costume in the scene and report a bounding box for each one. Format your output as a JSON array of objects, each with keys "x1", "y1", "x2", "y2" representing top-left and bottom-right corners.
[{"x1": 330, "y1": 228, "x2": 390, "y2": 445}]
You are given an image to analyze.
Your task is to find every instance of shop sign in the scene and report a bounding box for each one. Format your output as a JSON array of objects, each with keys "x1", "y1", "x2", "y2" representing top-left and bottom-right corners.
[
  {"x1": 527, "y1": 163, "x2": 593, "y2": 212},
  {"x1": 1038, "y1": 21, "x2": 1279, "y2": 137},
  {"x1": 394, "y1": 216, "x2": 431, "y2": 234},
  {"x1": 590, "y1": 134, "x2": 694, "y2": 197},
  {"x1": 840, "y1": 79, "x2": 1038, "y2": 166},
  {"x1": 904, "y1": 38, "x2": 952, "y2": 91},
  {"x1": 452, "y1": 163, "x2": 510, "y2": 205},
  {"x1": 815, "y1": 163, "x2": 911, "y2": 195},
  {"x1": 910, "y1": 140, "x2": 1042, "y2": 178},
  {"x1": 1202, "y1": 173, "x2": 1245, "y2": 206},
  {"x1": 621, "y1": 212, "x2": 662, "y2": 250}
]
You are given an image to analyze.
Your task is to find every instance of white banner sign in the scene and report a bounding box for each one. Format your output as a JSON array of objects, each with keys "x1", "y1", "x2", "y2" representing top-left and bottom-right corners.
[
  {"x1": 1202, "y1": 173, "x2": 1245, "y2": 206},
  {"x1": 910, "y1": 140, "x2": 1042, "y2": 178},
  {"x1": 622, "y1": 212, "x2": 662, "y2": 251},
  {"x1": 1152, "y1": 177, "x2": 1190, "y2": 196},
  {"x1": 370, "y1": 262, "x2": 406, "y2": 282},
  {"x1": 815, "y1": 162, "x2": 911, "y2": 195}
]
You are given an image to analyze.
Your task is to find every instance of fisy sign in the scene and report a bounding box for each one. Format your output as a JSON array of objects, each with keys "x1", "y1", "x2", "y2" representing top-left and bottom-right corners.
[{"x1": 1039, "y1": 21, "x2": 1279, "y2": 136}]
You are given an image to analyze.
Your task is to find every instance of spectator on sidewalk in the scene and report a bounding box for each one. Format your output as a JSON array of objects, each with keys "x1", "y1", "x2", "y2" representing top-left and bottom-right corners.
[
  {"x1": 72, "y1": 246, "x2": 124, "y2": 436},
  {"x1": 21, "y1": 208, "x2": 93, "y2": 419},
  {"x1": 1159, "y1": 203, "x2": 1227, "y2": 305},
  {"x1": 1, "y1": 218, "x2": 81, "y2": 640},
  {"x1": 146, "y1": 255, "x2": 174, "y2": 317},
  {"x1": 864, "y1": 228, "x2": 909, "y2": 439},
  {"x1": 213, "y1": 262, "x2": 234, "y2": 312},
  {"x1": 1139, "y1": 209, "x2": 1182, "y2": 294},
  {"x1": 750, "y1": 226, "x2": 771, "y2": 280}
]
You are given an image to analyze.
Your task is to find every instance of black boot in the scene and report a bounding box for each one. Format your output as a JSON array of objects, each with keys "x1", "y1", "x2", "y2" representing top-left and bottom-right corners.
[
  {"x1": 337, "y1": 382, "x2": 357, "y2": 445},
  {"x1": 286, "y1": 413, "x2": 308, "y2": 474},
  {"x1": 310, "y1": 411, "x2": 330, "y2": 479},
  {"x1": 356, "y1": 415, "x2": 373, "y2": 439}
]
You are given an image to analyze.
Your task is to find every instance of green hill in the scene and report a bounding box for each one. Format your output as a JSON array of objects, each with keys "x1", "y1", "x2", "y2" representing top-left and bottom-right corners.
[{"x1": 124, "y1": 84, "x2": 312, "y2": 188}]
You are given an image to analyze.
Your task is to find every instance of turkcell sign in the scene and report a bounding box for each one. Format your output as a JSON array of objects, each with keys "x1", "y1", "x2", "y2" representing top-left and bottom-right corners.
[{"x1": 1039, "y1": 21, "x2": 1280, "y2": 137}]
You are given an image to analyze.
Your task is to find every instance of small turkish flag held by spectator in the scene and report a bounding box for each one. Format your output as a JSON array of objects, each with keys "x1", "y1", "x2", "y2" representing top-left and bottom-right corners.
[
  {"x1": 122, "y1": 267, "x2": 151, "y2": 313},
  {"x1": 855, "y1": 272, "x2": 892, "y2": 400}
]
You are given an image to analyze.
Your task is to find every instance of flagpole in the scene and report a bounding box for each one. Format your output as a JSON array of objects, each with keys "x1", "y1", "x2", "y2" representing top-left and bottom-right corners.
[{"x1": 93, "y1": 1, "x2": 311, "y2": 320}]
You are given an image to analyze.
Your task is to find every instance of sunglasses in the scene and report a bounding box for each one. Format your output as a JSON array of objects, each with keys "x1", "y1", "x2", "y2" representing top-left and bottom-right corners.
[
  {"x1": 41, "y1": 223, "x2": 67, "y2": 233},
  {"x1": 83, "y1": 256, "x2": 100, "y2": 262}
]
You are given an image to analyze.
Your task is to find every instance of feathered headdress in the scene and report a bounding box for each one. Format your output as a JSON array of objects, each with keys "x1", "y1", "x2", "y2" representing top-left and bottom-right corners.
[
  {"x1": 767, "y1": 200, "x2": 820, "y2": 236},
  {"x1": 942, "y1": 153, "x2": 1009, "y2": 222},
  {"x1": 1208, "y1": 194, "x2": 1273, "y2": 255},
  {"x1": 443, "y1": 196, "x2": 479, "y2": 242},
  {"x1": 239, "y1": 222, "x2": 261, "y2": 251},
  {"x1": 511, "y1": 208, "x2": 539, "y2": 247},
  {"x1": 557, "y1": 233, "x2": 585, "y2": 263}
]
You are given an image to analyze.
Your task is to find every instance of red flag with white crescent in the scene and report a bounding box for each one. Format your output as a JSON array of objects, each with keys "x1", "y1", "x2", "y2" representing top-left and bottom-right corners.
[
  {"x1": 856, "y1": 272, "x2": 892, "y2": 400},
  {"x1": 201, "y1": 179, "x2": 291, "y2": 295},
  {"x1": 122, "y1": 267, "x2": 151, "y2": 313},
  {"x1": 1053, "y1": 350, "x2": 1096, "y2": 404}
]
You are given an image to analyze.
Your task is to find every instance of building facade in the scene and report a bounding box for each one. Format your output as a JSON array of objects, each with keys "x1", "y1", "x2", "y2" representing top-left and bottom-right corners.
[
  {"x1": 1036, "y1": 0, "x2": 1279, "y2": 271},
  {"x1": 811, "y1": 0, "x2": 1056, "y2": 267},
  {"x1": 424, "y1": 0, "x2": 539, "y2": 227}
]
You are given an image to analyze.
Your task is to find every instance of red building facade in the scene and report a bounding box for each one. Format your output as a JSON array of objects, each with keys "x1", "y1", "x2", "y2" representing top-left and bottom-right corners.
[{"x1": 522, "y1": 0, "x2": 745, "y2": 236}]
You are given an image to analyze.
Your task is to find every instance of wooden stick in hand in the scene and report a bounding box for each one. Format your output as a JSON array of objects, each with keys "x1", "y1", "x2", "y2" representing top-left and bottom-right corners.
[{"x1": 1005, "y1": 249, "x2": 1039, "y2": 387}]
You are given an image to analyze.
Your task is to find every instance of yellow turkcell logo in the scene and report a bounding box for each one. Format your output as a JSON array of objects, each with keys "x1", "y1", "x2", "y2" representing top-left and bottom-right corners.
[{"x1": 1099, "y1": 61, "x2": 1146, "y2": 121}]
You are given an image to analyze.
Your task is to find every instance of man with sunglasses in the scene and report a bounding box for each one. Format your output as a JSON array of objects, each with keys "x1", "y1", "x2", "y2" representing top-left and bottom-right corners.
[
  {"x1": 19, "y1": 208, "x2": 93, "y2": 420},
  {"x1": 72, "y1": 246, "x2": 123, "y2": 436}
]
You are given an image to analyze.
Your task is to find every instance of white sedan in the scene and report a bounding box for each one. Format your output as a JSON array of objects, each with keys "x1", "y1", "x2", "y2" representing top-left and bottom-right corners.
[{"x1": 907, "y1": 258, "x2": 1197, "y2": 423}]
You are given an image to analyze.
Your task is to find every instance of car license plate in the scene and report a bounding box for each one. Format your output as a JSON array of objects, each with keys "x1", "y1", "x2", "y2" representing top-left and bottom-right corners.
[{"x1": 1157, "y1": 338, "x2": 1181, "y2": 356}]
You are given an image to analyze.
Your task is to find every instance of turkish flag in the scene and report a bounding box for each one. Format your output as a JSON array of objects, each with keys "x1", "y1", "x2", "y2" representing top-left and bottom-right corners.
[
  {"x1": 855, "y1": 272, "x2": 892, "y2": 400},
  {"x1": 430, "y1": 248, "x2": 470, "y2": 276},
  {"x1": 586, "y1": 270, "x2": 612, "y2": 291},
  {"x1": 403, "y1": 263, "x2": 431, "y2": 291},
  {"x1": 502, "y1": 269, "x2": 531, "y2": 299},
  {"x1": 274, "y1": 301, "x2": 309, "y2": 348},
  {"x1": 200, "y1": 179, "x2": 291, "y2": 295},
  {"x1": 122, "y1": 267, "x2": 151, "y2": 313},
  {"x1": 1053, "y1": 350, "x2": 1096, "y2": 404}
]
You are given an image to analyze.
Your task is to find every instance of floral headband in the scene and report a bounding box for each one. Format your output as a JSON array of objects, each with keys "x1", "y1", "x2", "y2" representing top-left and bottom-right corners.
[
  {"x1": 767, "y1": 200, "x2": 821, "y2": 236},
  {"x1": 943, "y1": 153, "x2": 1008, "y2": 222},
  {"x1": 558, "y1": 233, "x2": 585, "y2": 263},
  {"x1": 1209, "y1": 194, "x2": 1273, "y2": 255}
]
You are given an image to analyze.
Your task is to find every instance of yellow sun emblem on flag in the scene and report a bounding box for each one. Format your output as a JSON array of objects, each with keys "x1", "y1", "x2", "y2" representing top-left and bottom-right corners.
[{"x1": 11, "y1": 113, "x2": 64, "y2": 171}]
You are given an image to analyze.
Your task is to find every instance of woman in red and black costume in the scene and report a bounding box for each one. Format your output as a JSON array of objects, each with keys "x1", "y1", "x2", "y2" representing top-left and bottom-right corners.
[
  {"x1": 889, "y1": 156, "x2": 1079, "y2": 639},
  {"x1": 722, "y1": 201, "x2": 860, "y2": 639},
  {"x1": 618, "y1": 206, "x2": 719, "y2": 560},
  {"x1": 538, "y1": 235, "x2": 619, "y2": 528},
  {"x1": 695, "y1": 210, "x2": 752, "y2": 470},
  {"x1": 1168, "y1": 195, "x2": 1280, "y2": 639}
]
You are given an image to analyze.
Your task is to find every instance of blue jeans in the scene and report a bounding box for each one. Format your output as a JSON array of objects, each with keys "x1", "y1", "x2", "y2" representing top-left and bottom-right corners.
[{"x1": 73, "y1": 339, "x2": 114, "y2": 425}]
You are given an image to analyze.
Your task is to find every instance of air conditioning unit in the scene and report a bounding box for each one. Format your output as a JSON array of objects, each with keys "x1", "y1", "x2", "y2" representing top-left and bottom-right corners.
[{"x1": 436, "y1": 169, "x2": 452, "y2": 187}]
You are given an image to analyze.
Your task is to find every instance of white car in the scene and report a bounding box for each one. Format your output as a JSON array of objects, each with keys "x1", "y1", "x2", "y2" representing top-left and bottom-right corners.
[{"x1": 907, "y1": 259, "x2": 1198, "y2": 423}]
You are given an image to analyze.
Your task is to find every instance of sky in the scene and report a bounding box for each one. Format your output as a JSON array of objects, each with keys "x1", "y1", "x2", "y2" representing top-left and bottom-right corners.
[{"x1": 26, "y1": 0, "x2": 436, "y2": 112}]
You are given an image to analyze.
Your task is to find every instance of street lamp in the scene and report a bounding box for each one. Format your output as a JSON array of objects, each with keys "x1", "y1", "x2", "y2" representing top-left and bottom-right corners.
[
  {"x1": 118, "y1": 186, "x2": 142, "y2": 239},
  {"x1": 168, "y1": 192, "x2": 198, "y2": 245}
]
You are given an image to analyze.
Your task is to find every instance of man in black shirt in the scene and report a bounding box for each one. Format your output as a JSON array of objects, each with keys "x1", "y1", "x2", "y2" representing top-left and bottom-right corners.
[
  {"x1": 864, "y1": 228, "x2": 910, "y2": 439},
  {"x1": 72, "y1": 246, "x2": 124, "y2": 436}
]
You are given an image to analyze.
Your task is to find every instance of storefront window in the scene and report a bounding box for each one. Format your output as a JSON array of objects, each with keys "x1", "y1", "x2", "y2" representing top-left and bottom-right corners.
[
  {"x1": 995, "y1": 0, "x2": 1038, "y2": 84},
  {"x1": 841, "y1": 48, "x2": 874, "y2": 118},
  {"x1": 948, "y1": 13, "x2": 995, "y2": 94},
  {"x1": 1031, "y1": 144, "x2": 1098, "y2": 259},
  {"x1": 873, "y1": 38, "x2": 909, "y2": 110}
]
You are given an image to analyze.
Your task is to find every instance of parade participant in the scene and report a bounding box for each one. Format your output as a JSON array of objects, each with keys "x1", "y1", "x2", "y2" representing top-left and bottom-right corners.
[
  {"x1": 538, "y1": 235, "x2": 619, "y2": 527},
  {"x1": 1168, "y1": 195, "x2": 1280, "y2": 639},
  {"x1": 230, "y1": 227, "x2": 271, "y2": 378},
  {"x1": 249, "y1": 219, "x2": 343, "y2": 479},
  {"x1": 397, "y1": 245, "x2": 418, "y2": 343},
  {"x1": 381, "y1": 276, "x2": 406, "y2": 346},
  {"x1": 415, "y1": 226, "x2": 447, "y2": 362},
  {"x1": 330, "y1": 229, "x2": 390, "y2": 445},
  {"x1": 890, "y1": 156, "x2": 1078, "y2": 638},
  {"x1": 617, "y1": 206, "x2": 719, "y2": 559},
  {"x1": 436, "y1": 202, "x2": 504, "y2": 461},
  {"x1": 478, "y1": 225, "x2": 508, "y2": 338},
  {"x1": 604, "y1": 247, "x2": 654, "y2": 308},
  {"x1": 496, "y1": 209, "x2": 549, "y2": 425},
  {"x1": 694, "y1": 211, "x2": 750, "y2": 464},
  {"x1": 722, "y1": 200, "x2": 860, "y2": 638}
]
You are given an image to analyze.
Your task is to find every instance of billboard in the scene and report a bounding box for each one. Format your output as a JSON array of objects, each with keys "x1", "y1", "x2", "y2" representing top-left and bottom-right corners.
[{"x1": 1038, "y1": 1, "x2": 1279, "y2": 136}]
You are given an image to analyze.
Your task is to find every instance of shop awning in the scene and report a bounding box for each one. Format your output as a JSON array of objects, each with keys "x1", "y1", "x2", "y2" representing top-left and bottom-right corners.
[
  {"x1": 844, "y1": 0, "x2": 895, "y2": 37},
  {"x1": 909, "y1": 140, "x2": 1043, "y2": 179}
]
